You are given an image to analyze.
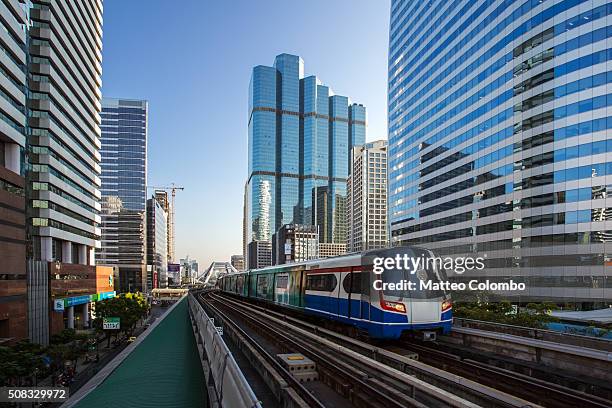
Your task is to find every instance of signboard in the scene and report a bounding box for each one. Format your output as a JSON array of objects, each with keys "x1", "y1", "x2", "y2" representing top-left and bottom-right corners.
[
  {"x1": 54, "y1": 299, "x2": 65, "y2": 311},
  {"x1": 97, "y1": 291, "x2": 116, "y2": 301},
  {"x1": 103, "y1": 317, "x2": 120, "y2": 330},
  {"x1": 65, "y1": 294, "x2": 94, "y2": 308},
  {"x1": 168, "y1": 263, "x2": 180, "y2": 273},
  {"x1": 215, "y1": 326, "x2": 223, "y2": 336},
  {"x1": 54, "y1": 294, "x2": 97, "y2": 311}
]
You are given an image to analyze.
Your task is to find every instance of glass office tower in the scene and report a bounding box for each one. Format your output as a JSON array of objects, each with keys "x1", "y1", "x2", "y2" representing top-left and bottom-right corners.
[
  {"x1": 98, "y1": 98, "x2": 147, "y2": 292},
  {"x1": 388, "y1": 0, "x2": 612, "y2": 305},
  {"x1": 246, "y1": 54, "x2": 366, "y2": 267}
]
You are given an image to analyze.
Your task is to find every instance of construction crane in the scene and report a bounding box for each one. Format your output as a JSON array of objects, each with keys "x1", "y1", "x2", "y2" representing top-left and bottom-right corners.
[{"x1": 147, "y1": 183, "x2": 184, "y2": 262}]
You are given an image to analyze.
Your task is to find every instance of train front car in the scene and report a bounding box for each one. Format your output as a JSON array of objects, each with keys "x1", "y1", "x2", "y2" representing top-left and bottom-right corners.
[{"x1": 366, "y1": 247, "x2": 452, "y2": 339}]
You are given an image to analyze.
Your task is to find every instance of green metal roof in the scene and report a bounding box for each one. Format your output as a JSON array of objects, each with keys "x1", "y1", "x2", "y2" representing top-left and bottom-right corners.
[{"x1": 74, "y1": 298, "x2": 206, "y2": 407}]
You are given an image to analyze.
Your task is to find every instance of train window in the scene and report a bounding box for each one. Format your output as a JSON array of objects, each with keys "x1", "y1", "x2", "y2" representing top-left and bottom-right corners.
[
  {"x1": 276, "y1": 275, "x2": 288, "y2": 289},
  {"x1": 306, "y1": 273, "x2": 337, "y2": 291},
  {"x1": 237, "y1": 275, "x2": 244, "y2": 293},
  {"x1": 257, "y1": 275, "x2": 269, "y2": 297},
  {"x1": 382, "y1": 249, "x2": 447, "y2": 299},
  {"x1": 342, "y1": 273, "x2": 363, "y2": 294}
]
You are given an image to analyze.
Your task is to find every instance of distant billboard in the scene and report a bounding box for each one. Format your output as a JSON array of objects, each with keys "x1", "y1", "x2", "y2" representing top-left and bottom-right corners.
[{"x1": 168, "y1": 263, "x2": 180, "y2": 273}]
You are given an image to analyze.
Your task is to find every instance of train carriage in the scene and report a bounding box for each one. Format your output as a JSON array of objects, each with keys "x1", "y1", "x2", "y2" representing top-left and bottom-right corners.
[{"x1": 218, "y1": 247, "x2": 452, "y2": 339}]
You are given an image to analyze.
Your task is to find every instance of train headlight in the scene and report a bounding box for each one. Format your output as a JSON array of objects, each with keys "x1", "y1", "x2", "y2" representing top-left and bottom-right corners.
[
  {"x1": 441, "y1": 299, "x2": 452, "y2": 312},
  {"x1": 382, "y1": 300, "x2": 406, "y2": 313}
]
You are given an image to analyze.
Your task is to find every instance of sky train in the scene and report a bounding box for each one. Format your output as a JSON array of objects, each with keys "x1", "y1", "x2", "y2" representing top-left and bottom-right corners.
[{"x1": 218, "y1": 247, "x2": 452, "y2": 339}]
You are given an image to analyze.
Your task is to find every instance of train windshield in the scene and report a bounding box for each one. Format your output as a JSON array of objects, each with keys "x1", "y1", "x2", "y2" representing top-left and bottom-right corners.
[{"x1": 382, "y1": 255, "x2": 448, "y2": 300}]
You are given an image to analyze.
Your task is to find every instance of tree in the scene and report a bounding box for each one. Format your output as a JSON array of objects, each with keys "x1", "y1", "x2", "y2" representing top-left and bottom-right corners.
[
  {"x1": 454, "y1": 301, "x2": 560, "y2": 328},
  {"x1": 93, "y1": 293, "x2": 149, "y2": 346},
  {"x1": 0, "y1": 342, "x2": 46, "y2": 386},
  {"x1": 50, "y1": 328, "x2": 77, "y2": 345}
]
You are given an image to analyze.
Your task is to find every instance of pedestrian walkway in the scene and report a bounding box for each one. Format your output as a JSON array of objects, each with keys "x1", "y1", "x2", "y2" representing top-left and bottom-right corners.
[{"x1": 63, "y1": 297, "x2": 206, "y2": 407}]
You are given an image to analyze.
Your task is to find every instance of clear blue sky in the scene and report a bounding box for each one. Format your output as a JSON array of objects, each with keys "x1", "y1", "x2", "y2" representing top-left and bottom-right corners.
[{"x1": 101, "y1": 0, "x2": 391, "y2": 268}]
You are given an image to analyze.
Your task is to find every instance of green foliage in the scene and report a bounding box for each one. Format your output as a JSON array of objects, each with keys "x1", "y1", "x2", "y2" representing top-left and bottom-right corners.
[
  {"x1": 1, "y1": 294, "x2": 149, "y2": 386},
  {"x1": 454, "y1": 301, "x2": 560, "y2": 328},
  {"x1": 93, "y1": 292, "x2": 149, "y2": 337},
  {"x1": 0, "y1": 342, "x2": 46, "y2": 386},
  {"x1": 50, "y1": 328, "x2": 77, "y2": 345}
]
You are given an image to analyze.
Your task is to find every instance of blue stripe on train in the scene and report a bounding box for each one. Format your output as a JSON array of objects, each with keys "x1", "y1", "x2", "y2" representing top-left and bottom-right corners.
[
  {"x1": 304, "y1": 293, "x2": 451, "y2": 339},
  {"x1": 305, "y1": 293, "x2": 407, "y2": 323}
]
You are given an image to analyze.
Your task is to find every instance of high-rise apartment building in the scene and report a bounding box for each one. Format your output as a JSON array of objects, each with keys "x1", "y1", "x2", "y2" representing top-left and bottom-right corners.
[
  {"x1": 98, "y1": 98, "x2": 147, "y2": 293},
  {"x1": 272, "y1": 224, "x2": 319, "y2": 265},
  {"x1": 319, "y1": 243, "x2": 347, "y2": 259},
  {"x1": 388, "y1": 0, "x2": 612, "y2": 305},
  {"x1": 26, "y1": 0, "x2": 102, "y2": 266},
  {"x1": 347, "y1": 140, "x2": 388, "y2": 252},
  {"x1": 0, "y1": 0, "x2": 107, "y2": 344},
  {"x1": 230, "y1": 255, "x2": 245, "y2": 271},
  {"x1": 242, "y1": 182, "x2": 248, "y2": 266},
  {"x1": 147, "y1": 196, "x2": 167, "y2": 289},
  {"x1": 247, "y1": 240, "x2": 272, "y2": 269},
  {"x1": 0, "y1": 0, "x2": 27, "y2": 342},
  {"x1": 245, "y1": 53, "x2": 365, "y2": 268},
  {"x1": 154, "y1": 190, "x2": 172, "y2": 263},
  {"x1": 179, "y1": 255, "x2": 198, "y2": 283}
]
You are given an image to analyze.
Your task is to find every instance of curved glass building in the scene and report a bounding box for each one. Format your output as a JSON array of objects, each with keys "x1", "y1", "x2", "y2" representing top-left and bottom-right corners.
[
  {"x1": 388, "y1": 0, "x2": 612, "y2": 305},
  {"x1": 246, "y1": 54, "x2": 366, "y2": 267}
]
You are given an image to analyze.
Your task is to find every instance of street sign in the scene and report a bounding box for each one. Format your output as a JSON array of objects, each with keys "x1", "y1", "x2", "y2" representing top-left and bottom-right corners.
[
  {"x1": 54, "y1": 299, "x2": 65, "y2": 311},
  {"x1": 103, "y1": 317, "x2": 120, "y2": 330}
]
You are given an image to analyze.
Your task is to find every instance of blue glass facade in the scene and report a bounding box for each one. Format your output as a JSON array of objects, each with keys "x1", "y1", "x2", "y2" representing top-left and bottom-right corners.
[
  {"x1": 388, "y1": 0, "x2": 612, "y2": 303},
  {"x1": 98, "y1": 98, "x2": 148, "y2": 292},
  {"x1": 247, "y1": 53, "x2": 366, "y2": 251},
  {"x1": 99, "y1": 99, "x2": 147, "y2": 212}
]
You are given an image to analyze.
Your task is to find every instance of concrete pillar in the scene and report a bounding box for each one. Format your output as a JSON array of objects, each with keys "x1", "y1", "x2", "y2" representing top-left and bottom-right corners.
[
  {"x1": 89, "y1": 247, "x2": 95, "y2": 266},
  {"x1": 5, "y1": 142, "x2": 20, "y2": 174},
  {"x1": 67, "y1": 306, "x2": 74, "y2": 329},
  {"x1": 61, "y1": 241, "x2": 72, "y2": 263},
  {"x1": 78, "y1": 245, "x2": 87, "y2": 265},
  {"x1": 82, "y1": 303, "x2": 89, "y2": 328},
  {"x1": 41, "y1": 237, "x2": 53, "y2": 261}
]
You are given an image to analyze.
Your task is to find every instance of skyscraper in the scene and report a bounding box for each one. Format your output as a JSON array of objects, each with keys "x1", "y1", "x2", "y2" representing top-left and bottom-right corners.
[
  {"x1": 347, "y1": 140, "x2": 388, "y2": 252},
  {"x1": 388, "y1": 0, "x2": 612, "y2": 305},
  {"x1": 0, "y1": 0, "x2": 27, "y2": 342},
  {"x1": 272, "y1": 224, "x2": 319, "y2": 265},
  {"x1": 154, "y1": 189, "x2": 172, "y2": 263},
  {"x1": 230, "y1": 254, "x2": 245, "y2": 271},
  {"x1": 26, "y1": 0, "x2": 102, "y2": 267},
  {"x1": 98, "y1": 98, "x2": 147, "y2": 293},
  {"x1": 147, "y1": 196, "x2": 167, "y2": 289},
  {"x1": 0, "y1": 0, "x2": 109, "y2": 344},
  {"x1": 245, "y1": 53, "x2": 366, "y2": 268},
  {"x1": 247, "y1": 240, "x2": 272, "y2": 270}
]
